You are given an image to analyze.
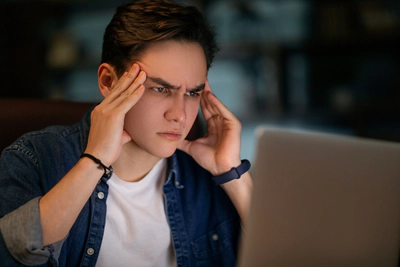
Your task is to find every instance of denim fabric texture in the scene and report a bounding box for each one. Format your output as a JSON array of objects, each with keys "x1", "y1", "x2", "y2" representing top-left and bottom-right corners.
[{"x1": 0, "y1": 109, "x2": 241, "y2": 267}]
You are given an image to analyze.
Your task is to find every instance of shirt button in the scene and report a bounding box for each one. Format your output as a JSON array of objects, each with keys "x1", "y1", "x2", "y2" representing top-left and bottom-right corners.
[
  {"x1": 175, "y1": 181, "x2": 180, "y2": 187},
  {"x1": 87, "y1": 248, "x2": 95, "y2": 255},
  {"x1": 212, "y1": 234, "x2": 219, "y2": 241},
  {"x1": 97, "y1": 192, "x2": 105, "y2": 199}
]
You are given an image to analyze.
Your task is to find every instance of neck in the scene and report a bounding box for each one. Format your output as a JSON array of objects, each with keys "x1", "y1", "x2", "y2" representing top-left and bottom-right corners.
[{"x1": 112, "y1": 141, "x2": 162, "y2": 182}]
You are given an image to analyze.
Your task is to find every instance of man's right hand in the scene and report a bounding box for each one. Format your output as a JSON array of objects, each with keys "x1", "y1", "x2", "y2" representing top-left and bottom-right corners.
[
  {"x1": 39, "y1": 63, "x2": 146, "y2": 247},
  {"x1": 84, "y1": 63, "x2": 146, "y2": 167}
]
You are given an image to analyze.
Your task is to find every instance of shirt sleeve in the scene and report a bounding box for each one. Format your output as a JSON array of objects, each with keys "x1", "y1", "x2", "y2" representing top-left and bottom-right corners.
[{"x1": 0, "y1": 197, "x2": 66, "y2": 265}]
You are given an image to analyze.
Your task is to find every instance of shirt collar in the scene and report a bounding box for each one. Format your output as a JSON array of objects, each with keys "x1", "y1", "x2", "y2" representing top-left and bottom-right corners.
[{"x1": 166, "y1": 152, "x2": 184, "y2": 189}]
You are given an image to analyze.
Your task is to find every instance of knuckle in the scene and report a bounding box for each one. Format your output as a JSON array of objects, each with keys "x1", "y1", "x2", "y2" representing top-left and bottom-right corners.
[
  {"x1": 236, "y1": 120, "x2": 242, "y2": 130},
  {"x1": 91, "y1": 105, "x2": 102, "y2": 116}
]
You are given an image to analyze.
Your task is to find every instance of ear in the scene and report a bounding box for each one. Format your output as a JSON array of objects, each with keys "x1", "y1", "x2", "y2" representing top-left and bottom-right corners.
[{"x1": 98, "y1": 63, "x2": 118, "y2": 98}]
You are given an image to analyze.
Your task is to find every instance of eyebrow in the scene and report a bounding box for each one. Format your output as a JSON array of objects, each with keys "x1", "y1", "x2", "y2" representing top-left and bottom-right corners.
[{"x1": 148, "y1": 76, "x2": 205, "y2": 92}]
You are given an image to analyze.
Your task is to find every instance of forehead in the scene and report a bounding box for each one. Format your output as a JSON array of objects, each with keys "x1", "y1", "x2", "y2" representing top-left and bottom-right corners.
[{"x1": 135, "y1": 40, "x2": 207, "y2": 86}]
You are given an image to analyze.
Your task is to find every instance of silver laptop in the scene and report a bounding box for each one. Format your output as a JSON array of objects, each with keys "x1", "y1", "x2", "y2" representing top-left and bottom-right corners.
[{"x1": 237, "y1": 127, "x2": 400, "y2": 267}]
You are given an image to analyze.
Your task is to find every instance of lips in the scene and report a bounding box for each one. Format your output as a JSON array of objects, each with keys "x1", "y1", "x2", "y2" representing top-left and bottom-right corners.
[{"x1": 157, "y1": 131, "x2": 182, "y2": 141}]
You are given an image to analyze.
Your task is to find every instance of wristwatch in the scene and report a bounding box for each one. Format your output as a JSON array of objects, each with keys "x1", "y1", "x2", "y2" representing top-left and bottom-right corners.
[{"x1": 212, "y1": 159, "x2": 251, "y2": 185}]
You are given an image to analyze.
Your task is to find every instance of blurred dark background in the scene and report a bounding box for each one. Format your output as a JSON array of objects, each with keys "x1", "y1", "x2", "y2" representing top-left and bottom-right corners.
[{"x1": 1, "y1": 0, "x2": 399, "y2": 160}]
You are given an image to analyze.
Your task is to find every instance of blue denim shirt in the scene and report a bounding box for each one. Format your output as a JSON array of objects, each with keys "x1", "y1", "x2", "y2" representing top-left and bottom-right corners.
[{"x1": 0, "y1": 110, "x2": 241, "y2": 267}]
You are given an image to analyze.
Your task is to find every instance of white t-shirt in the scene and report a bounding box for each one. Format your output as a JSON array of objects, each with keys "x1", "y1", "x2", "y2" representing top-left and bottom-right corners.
[{"x1": 96, "y1": 158, "x2": 176, "y2": 267}]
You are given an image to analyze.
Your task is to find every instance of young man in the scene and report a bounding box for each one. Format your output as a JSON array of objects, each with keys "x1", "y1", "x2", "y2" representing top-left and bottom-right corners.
[{"x1": 0, "y1": 0, "x2": 252, "y2": 266}]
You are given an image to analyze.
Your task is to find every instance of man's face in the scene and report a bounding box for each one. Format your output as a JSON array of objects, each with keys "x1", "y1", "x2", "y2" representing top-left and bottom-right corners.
[{"x1": 123, "y1": 40, "x2": 207, "y2": 158}]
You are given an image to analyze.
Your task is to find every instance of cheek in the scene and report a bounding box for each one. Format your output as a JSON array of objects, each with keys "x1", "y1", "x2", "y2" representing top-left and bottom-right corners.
[
  {"x1": 185, "y1": 103, "x2": 200, "y2": 128},
  {"x1": 123, "y1": 100, "x2": 158, "y2": 133}
]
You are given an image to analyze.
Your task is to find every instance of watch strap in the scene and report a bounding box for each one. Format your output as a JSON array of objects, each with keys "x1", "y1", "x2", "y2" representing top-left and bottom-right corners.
[{"x1": 212, "y1": 159, "x2": 251, "y2": 185}]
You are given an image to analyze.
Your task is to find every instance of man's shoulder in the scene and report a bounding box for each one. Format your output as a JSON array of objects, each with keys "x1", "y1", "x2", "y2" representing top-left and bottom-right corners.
[
  {"x1": 14, "y1": 123, "x2": 81, "y2": 146},
  {"x1": 2, "y1": 121, "x2": 87, "y2": 163}
]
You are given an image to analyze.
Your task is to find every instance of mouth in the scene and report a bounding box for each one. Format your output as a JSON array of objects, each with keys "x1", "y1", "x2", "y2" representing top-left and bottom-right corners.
[{"x1": 157, "y1": 131, "x2": 182, "y2": 141}]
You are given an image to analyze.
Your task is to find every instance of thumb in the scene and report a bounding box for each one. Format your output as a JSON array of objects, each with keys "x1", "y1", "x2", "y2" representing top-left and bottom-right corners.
[{"x1": 121, "y1": 130, "x2": 132, "y2": 145}]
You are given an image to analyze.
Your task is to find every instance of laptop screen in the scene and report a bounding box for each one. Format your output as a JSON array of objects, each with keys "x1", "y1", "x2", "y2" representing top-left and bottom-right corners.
[{"x1": 238, "y1": 127, "x2": 400, "y2": 267}]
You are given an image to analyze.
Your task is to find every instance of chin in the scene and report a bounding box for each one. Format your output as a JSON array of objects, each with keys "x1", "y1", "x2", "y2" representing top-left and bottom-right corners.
[{"x1": 150, "y1": 147, "x2": 177, "y2": 159}]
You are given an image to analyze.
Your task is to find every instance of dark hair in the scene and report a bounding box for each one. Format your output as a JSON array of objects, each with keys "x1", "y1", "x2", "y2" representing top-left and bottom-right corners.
[{"x1": 101, "y1": 0, "x2": 219, "y2": 76}]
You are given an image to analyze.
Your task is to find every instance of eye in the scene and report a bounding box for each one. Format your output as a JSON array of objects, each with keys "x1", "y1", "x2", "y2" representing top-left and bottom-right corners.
[
  {"x1": 185, "y1": 91, "x2": 200, "y2": 97},
  {"x1": 152, "y1": 87, "x2": 168, "y2": 93}
]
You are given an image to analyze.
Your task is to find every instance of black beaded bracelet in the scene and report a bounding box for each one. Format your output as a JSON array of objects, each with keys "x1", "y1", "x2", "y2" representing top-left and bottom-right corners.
[
  {"x1": 80, "y1": 153, "x2": 113, "y2": 176},
  {"x1": 212, "y1": 159, "x2": 251, "y2": 185}
]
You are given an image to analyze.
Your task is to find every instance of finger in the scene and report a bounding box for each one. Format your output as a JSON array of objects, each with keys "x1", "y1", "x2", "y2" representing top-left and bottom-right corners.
[
  {"x1": 112, "y1": 73, "x2": 145, "y2": 104},
  {"x1": 204, "y1": 91, "x2": 220, "y2": 115},
  {"x1": 200, "y1": 83, "x2": 219, "y2": 119},
  {"x1": 101, "y1": 64, "x2": 137, "y2": 102},
  {"x1": 205, "y1": 88, "x2": 237, "y2": 121},
  {"x1": 119, "y1": 64, "x2": 146, "y2": 90},
  {"x1": 203, "y1": 82, "x2": 222, "y2": 115},
  {"x1": 200, "y1": 93, "x2": 213, "y2": 120},
  {"x1": 110, "y1": 70, "x2": 146, "y2": 108},
  {"x1": 115, "y1": 84, "x2": 146, "y2": 115},
  {"x1": 121, "y1": 129, "x2": 133, "y2": 146},
  {"x1": 104, "y1": 63, "x2": 145, "y2": 104},
  {"x1": 113, "y1": 64, "x2": 143, "y2": 91}
]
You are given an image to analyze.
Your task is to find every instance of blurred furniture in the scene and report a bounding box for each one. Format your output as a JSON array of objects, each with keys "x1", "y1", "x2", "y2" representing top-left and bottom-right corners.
[
  {"x1": 0, "y1": 98, "x2": 202, "y2": 152},
  {"x1": 0, "y1": 98, "x2": 94, "y2": 152}
]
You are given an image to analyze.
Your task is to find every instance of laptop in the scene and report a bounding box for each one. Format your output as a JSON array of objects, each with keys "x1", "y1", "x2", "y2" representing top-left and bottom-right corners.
[{"x1": 237, "y1": 126, "x2": 400, "y2": 267}]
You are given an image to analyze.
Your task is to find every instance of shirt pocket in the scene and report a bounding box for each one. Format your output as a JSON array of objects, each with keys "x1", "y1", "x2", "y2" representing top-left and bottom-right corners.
[{"x1": 190, "y1": 218, "x2": 240, "y2": 259}]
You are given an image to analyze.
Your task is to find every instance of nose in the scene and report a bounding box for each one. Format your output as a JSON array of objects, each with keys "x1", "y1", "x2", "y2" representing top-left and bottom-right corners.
[{"x1": 164, "y1": 96, "x2": 186, "y2": 123}]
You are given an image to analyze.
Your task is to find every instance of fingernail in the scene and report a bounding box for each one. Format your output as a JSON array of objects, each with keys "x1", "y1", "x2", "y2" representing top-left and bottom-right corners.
[{"x1": 139, "y1": 71, "x2": 146, "y2": 81}]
